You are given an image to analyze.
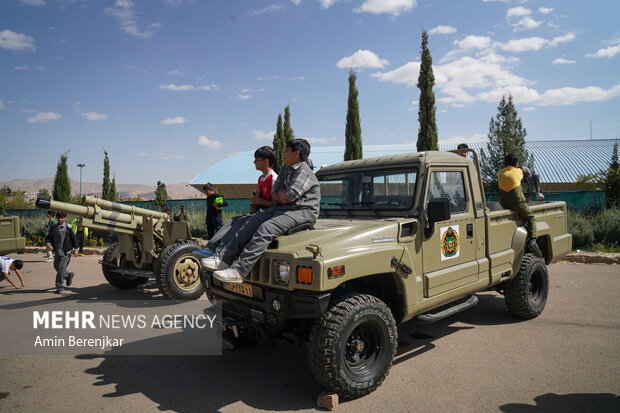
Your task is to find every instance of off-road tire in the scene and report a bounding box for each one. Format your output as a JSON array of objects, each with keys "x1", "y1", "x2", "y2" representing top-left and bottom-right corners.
[
  {"x1": 307, "y1": 293, "x2": 397, "y2": 399},
  {"x1": 156, "y1": 241, "x2": 203, "y2": 301},
  {"x1": 102, "y1": 242, "x2": 148, "y2": 289},
  {"x1": 504, "y1": 253, "x2": 549, "y2": 319}
]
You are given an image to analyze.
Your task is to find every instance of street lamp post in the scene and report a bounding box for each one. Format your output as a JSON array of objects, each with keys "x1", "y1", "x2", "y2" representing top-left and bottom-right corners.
[{"x1": 77, "y1": 163, "x2": 86, "y2": 198}]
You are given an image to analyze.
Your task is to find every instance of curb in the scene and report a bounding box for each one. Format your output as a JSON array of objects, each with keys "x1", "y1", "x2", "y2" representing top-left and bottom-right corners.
[{"x1": 24, "y1": 246, "x2": 107, "y2": 256}]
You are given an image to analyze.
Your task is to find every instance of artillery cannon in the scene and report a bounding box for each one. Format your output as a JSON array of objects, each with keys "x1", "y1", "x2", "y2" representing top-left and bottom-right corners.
[{"x1": 36, "y1": 196, "x2": 205, "y2": 300}]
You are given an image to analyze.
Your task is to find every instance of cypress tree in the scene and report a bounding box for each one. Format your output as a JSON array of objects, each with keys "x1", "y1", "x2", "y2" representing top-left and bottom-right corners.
[
  {"x1": 480, "y1": 94, "x2": 533, "y2": 191},
  {"x1": 111, "y1": 177, "x2": 119, "y2": 202},
  {"x1": 416, "y1": 30, "x2": 438, "y2": 152},
  {"x1": 272, "y1": 113, "x2": 285, "y2": 173},
  {"x1": 102, "y1": 150, "x2": 112, "y2": 200},
  {"x1": 345, "y1": 68, "x2": 363, "y2": 161},
  {"x1": 154, "y1": 181, "x2": 169, "y2": 211},
  {"x1": 52, "y1": 153, "x2": 72, "y2": 202},
  {"x1": 283, "y1": 105, "x2": 295, "y2": 143}
]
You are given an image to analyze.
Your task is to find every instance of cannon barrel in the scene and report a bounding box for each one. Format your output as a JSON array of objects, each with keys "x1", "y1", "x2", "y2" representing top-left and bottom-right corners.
[
  {"x1": 82, "y1": 196, "x2": 169, "y2": 220},
  {"x1": 35, "y1": 198, "x2": 153, "y2": 230}
]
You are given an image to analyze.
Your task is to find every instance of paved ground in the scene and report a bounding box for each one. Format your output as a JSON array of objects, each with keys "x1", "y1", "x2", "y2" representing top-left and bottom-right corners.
[{"x1": 0, "y1": 253, "x2": 619, "y2": 412}]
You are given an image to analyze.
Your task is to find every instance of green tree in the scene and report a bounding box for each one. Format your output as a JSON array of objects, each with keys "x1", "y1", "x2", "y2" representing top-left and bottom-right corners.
[
  {"x1": 578, "y1": 141, "x2": 620, "y2": 209},
  {"x1": 111, "y1": 177, "x2": 119, "y2": 202},
  {"x1": 52, "y1": 153, "x2": 72, "y2": 202},
  {"x1": 37, "y1": 188, "x2": 51, "y2": 199},
  {"x1": 154, "y1": 181, "x2": 169, "y2": 211},
  {"x1": 272, "y1": 113, "x2": 285, "y2": 173},
  {"x1": 283, "y1": 105, "x2": 295, "y2": 143},
  {"x1": 102, "y1": 149, "x2": 112, "y2": 200},
  {"x1": 416, "y1": 30, "x2": 438, "y2": 152},
  {"x1": 480, "y1": 94, "x2": 533, "y2": 191},
  {"x1": 0, "y1": 186, "x2": 10, "y2": 214},
  {"x1": 345, "y1": 68, "x2": 363, "y2": 161}
]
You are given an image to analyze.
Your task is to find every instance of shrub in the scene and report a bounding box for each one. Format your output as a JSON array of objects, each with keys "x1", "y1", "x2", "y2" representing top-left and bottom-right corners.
[
  {"x1": 567, "y1": 210, "x2": 595, "y2": 249},
  {"x1": 593, "y1": 207, "x2": 620, "y2": 246}
]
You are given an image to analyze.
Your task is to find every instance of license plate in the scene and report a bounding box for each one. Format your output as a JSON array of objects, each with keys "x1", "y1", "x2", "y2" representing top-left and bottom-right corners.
[{"x1": 223, "y1": 282, "x2": 253, "y2": 298}]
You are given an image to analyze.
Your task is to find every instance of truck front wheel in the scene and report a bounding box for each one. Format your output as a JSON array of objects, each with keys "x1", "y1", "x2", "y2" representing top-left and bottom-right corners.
[
  {"x1": 157, "y1": 241, "x2": 204, "y2": 301},
  {"x1": 504, "y1": 253, "x2": 549, "y2": 319},
  {"x1": 307, "y1": 293, "x2": 397, "y2": 399}
]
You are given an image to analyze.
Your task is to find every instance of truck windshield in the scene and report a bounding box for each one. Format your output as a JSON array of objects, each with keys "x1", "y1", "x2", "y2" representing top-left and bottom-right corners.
[{"x1": 319, "y1": 168, "x2": 418, "y2": 213}]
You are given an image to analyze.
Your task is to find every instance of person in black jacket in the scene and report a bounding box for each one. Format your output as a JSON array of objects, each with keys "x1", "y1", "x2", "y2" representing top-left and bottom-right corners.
[
  {"x1": 203, "y1": 183, "x2": 228, "y2": 239},
  {"x1": 45, "y1": 211, "x2": 78, "y2": 294}
]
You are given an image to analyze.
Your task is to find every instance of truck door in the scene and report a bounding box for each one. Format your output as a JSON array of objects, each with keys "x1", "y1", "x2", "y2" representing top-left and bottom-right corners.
[{"x1": 421, "y1": 168, "x2": 479, "y2": 297}]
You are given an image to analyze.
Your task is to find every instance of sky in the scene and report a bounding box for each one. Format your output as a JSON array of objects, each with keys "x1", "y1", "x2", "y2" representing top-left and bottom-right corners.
[{"x1": 1, "y1": 0, "x2": 619, "y2": 186}]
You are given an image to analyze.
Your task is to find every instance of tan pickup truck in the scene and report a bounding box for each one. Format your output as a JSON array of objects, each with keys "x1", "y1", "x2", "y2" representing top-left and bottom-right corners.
[
  {"x1": 0, "y1": 215, "x2": 26, "y2": 255},
  {"x1": 200, "y1": 150, "x2": 572, "y2": 399}
]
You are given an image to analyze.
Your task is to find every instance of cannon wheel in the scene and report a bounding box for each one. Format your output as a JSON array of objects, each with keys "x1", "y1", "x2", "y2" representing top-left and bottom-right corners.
[
  {"x1": 102, "y1": 242, "x2": 148, "y2": 289},
  {"x1": 157, "y1": 241, "x2": 204, "y2": 301}
]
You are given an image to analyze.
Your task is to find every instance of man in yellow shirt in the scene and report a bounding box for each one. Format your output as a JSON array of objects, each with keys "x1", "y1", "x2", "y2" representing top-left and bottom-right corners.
[{"x1": 498, "y1": 153, "x2": 542, "y2": 257}]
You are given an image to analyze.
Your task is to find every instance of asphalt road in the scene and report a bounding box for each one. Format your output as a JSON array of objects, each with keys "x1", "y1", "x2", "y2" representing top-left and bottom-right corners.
[{"x1": 1, "y1": 253, "x2": 618, "y2": 413}]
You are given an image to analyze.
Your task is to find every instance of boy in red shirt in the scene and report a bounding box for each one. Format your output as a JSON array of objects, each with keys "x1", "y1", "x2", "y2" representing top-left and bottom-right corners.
[{"x1": 195, "y1": 146, "x2": 277, "y2": 257}]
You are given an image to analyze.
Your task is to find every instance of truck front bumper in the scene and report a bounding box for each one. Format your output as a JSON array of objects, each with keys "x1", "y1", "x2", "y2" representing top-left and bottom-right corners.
[{"x1": 200, "y1": 269, "x2": 331, "y2": 335}]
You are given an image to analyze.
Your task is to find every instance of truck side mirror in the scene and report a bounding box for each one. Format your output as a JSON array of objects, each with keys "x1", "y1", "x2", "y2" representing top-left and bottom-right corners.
[{"x1": 426, "y1": 198, "x2": 451, "y2": 238}]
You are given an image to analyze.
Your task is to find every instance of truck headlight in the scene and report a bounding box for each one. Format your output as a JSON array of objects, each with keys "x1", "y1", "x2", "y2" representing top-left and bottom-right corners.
[{"x1": 274, "y1": 261, "x2": 290, "y2": 285}]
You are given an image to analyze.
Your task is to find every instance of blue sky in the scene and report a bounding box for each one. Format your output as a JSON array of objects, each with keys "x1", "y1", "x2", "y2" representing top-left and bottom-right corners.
[{"x1": 1, "y1": 0, "x2": 619, "y2": 186}]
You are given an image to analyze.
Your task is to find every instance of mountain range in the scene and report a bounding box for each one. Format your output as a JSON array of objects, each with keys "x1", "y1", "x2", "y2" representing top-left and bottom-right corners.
[{"x1": 0, "y1": 178, "x2": 203, "y2": 200}]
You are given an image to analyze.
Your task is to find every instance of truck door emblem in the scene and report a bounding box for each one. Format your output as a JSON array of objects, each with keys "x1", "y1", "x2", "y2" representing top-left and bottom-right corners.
[{"x1": 440, "y1": 225, "x2": 460, "y2": 260}]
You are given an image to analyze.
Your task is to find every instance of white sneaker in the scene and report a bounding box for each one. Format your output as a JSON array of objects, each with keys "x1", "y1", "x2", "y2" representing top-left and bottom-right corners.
[
  {"x1": 200, "y1": 256, "x2": 229, "y2": 271},
  {"x1": 213, "y1": 268, "x2": 244, "y2": 284},
  {"x1": 536, "y1": 192, "x2": 545, "y2": 201}
]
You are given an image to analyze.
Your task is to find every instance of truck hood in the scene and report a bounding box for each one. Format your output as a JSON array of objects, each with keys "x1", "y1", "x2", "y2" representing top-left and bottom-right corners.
[{"x1": 268, "y1": 218, "x2": 401, "y2": 260}]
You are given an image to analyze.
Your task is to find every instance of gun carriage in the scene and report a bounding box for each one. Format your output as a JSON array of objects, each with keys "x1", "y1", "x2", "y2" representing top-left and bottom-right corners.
[{"x1": 36, "y1": 196, "x2": 205, "y2": 300}]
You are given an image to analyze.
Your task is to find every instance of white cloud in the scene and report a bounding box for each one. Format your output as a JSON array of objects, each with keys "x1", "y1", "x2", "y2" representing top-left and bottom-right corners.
[
  {"x1": 197, "y1": 84, "x2": 220, "y2": 91},
  {"x1": 552, "y1": 58, "x2": 576, "y2": 65},
  {"x1": 0, "y1": 29, "x2": 36, "y2": 52},
  {"x1": 538, "y1": 84, "x2": 620, "y2": 106},
  {"x1": 304, "y1": 137, "x2": 337, "y2": 144},
  {"x1": 105, "y1": 0, "x2": 156, "y2": 38},
  {"x1": 496, "y1": 37, "x2": 547, "y2": 52},
  {"x1": 429, "y1": 25, "x2": 457, "y2": 35},
  {"x1": 197, "y1": 136, "x2": 222, "y2": 149},
  {"x1": 0, "y1": 99, "x2": 5, "y2": 110},
  {"x1": 319, "y1": 0, "x2": 337, "y2": 8},
  {"x1": 456, "y1": 35, "x2": 492, "y2": 50},
  {"x1": 336, "y1": 49, "x2": 389, "y2": 69},
  {"x1": 513, "y1": 16, "x2": 541, "y2": 31},
  {"x1": 372, "y1": 61, "x2": 420, "y2": 87},
  {"x1": 252, "y1": 130, "x2": 275, "y2": 140},
  {"x1": 251, "y1": 4, "x2": 285, "y2": 15},
  {"x1": 291, "y1": 0, "x2": 301, "y2": 5},
  {"x1": 19, "y1": 0, "x2": 45, "y2": 6},
  {"x1": 354, "y1": 0, "x2": 416, "y2": 16},
  {"x1": 161, "y1": 116, "x2": 187, "y2": 125},
  {"x1": 27, "y1": 112, "x2": 61, "y2": 123},
  {"x1": 237, "y1": 94, "x2": 253, "y2": 100},
  {"x1": 14, "y1": 65, "x2": 44, "y2": 71},
  {"x1": 166, "y1": 69, "x2": 184, "y2": 76},
  {"x1": 506, "y1": 7, "x2": 531, "y2": 18},
  {"x1": 548, "y1": 33, "x2": 576, "y2": 47},
  {"x1": 586, "y1": 40, "x2": 620, "y2": 59},
  {"x1": 82, "y1": 112, "x2": 108, "y2": 121},
  {"x1": 137, "y1": 152, "x2": 149, "y2": 157},
  {"x1": 538, "y1": 7, "x2": 554, "y2": 15},
  {"x1": 159, "y1": 84, "x2": 194, "y2": 91}
]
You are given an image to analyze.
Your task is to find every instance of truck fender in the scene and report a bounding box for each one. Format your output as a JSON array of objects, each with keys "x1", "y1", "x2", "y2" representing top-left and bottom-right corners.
[{"x1": 510, "y1": 226, "x2": 528, "y2": 276}]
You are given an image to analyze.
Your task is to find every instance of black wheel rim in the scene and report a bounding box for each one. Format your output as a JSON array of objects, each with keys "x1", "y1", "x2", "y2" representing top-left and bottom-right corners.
[
  {"x1": 528, "y1": 268, "x2": 546, "y2": 305},
  {"x1": 344, "y1": 321, "x2": 384, "y2": 377}
]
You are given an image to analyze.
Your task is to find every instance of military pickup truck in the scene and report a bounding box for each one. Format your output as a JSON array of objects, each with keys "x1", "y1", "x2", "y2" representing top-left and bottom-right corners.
[
  {"x1": 0, "y1": 215, "x2": 26, "y2": 255},
  {"x1": 200, "y1": 150, "x2": 572, "y2": 399}
]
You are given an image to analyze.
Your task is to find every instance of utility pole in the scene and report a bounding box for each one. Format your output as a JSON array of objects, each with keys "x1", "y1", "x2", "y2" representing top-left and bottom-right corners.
[{"x1": 77, "y1": 163, "x2": 86, "y2": 197}]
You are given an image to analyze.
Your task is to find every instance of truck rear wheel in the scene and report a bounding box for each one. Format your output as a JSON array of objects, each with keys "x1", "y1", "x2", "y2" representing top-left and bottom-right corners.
[
  {"x1": 157, "y1": 241, "x2": 204, "y2": 301},
  {"x1": 307, "y1": 293, "x2": 397, "y2": 399},
  {"x1": 102, "y1": 242, "x2": 148, "y2": 289},
  {"x1": 504, "y1": 253, "x2": 549, "y2": 319}
]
